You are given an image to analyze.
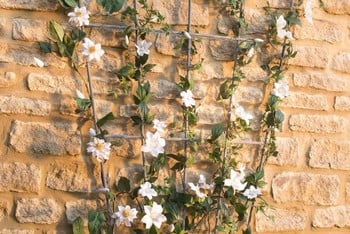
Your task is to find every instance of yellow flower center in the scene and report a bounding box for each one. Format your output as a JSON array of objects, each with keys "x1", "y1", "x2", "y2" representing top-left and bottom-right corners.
[
  {"x1": 75, "y1": 12, "x2": 82, "y2": 17},
  {"x1": 95, "y1": 143, "x2": 104, "y2": 151},
  {"x1": 89, "y1": 46, "x2": 96, "y2": 54},
  {"x1": 122, "y1": 209, "x2": 131, "y2": 218}
]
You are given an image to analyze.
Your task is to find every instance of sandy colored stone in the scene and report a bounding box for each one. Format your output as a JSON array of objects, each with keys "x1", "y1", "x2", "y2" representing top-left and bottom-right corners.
[
  {"x1": 332, "y1": 53, "x2": 350, "y2": 74},
  {"x1": 0, "y1": 162, "x2": 40, "y2": 193},
  {"x1": 155, "y1": 33, "x2": 184, "y2": 57},
  {"x1": 12, "y1": 18, "x2": 47, "y2": 41},
  {"x1": 209, "y1": 40, "x2": 235, "y2": 61},
  {"x1": 16, "y1": 198, "x2": 62, "y2": 224},
  {"x1": 313, "y1": 206, "x2": 350, "y2": 228},
  {"x1": 236, "y1": 86, "x2": 263, "y2": 104},
  {"x1": 309, "y1": 140, "x2": 350, "y2": 170},
  {"x1": 255, "y1": 208, "x2": 306, "y2": 232},
  {"x1": 0, "y1": 96, "x2": 51, "y2": 116},
  {"x1": 197, "y1": 105, "x2": 225, "y2": 124},
  {"x1": 282, "y1": 92, "x2": 329, "y2": 111},
  {"x1": 272, "y1": 172, "x2": 339, "y2": 205},
  {"x1": 346, "y1": 183, "x2": 350, "y2": 202},
  {"x1": 65, "y1": 199, "x2": 98, "y2": 225},
  {"x1": 9, "y1": 120, "x2": 81, "y2": 156},
  {"x1": 293, "y1": 72, "x2": 349, "y2": 92},
  {"x1": 242, "y1": 65, "x2": 268, "y2": 82},
  {"x1": 90, "y1": 27, "x2": 123, "y2": 47},
  {"x1": 267, "y1": 0, "x2": 291, "y2": 8},
  {"x1": 288, "y1": 45, "x2": 329, "y2": 68},
  {"x1": 289, "y1": 114, "x2": 347, "y2": 133},
  {"x1": 116, "y1": 166, "x2": 144, "y2": 189},
  {"x1": 335, "y1": 96, "x2": 350, "y2": 111},
  {"x1": 0, "y1": 202, "x2": 8, "y2": 222},
  {"x1": 269, "y1": 137, "x2": 299, "y2": 166},
  {"x1": 178, "y1": 61, "x2": 226, "y2": 81},
  {"x1": 0, "y1": 230, "x2": 34, "y2": 234},
  {"x1": 0, "y1": 0, "x2": 59, "y2": 11},
  {"x1": 150, "y1": 78, "x2": 178, "y2": 99},
  {"x1": 46, "y1": 162, "x2": 93, "y2": 192},
  {"x1": 0, "y1": 72, "x2": 16, "y2": 87},
  {"x1": 322, "y1": 0, "x2": 350, "y2": 15}
]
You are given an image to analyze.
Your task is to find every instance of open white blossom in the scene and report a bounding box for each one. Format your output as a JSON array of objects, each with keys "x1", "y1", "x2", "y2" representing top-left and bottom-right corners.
[
  {"x1": 139, "y1": 182, "x2": 158, "y2": 200},
  {"x1": 272, "y1": 79, "x2": 289, "y2": 99},
  {"x1": 87, "y1": 137, "x2": 111, "y2": 162},
  {"x1": 247, "y1": 47, "x2": 255, "y2": 58},
  {"x1": 141, "y1": 202, "x2": 167, "y2": 229},
  {"x1": 68, "y1": 6, "x2": 90, "y2": 27},
  {"x1": 188, "y1": 174, "x2": 214, "y2": 198},
  {"x1": 305, "y1": 0, "x2": 313, "y2": 24},
  {"x1": 188, "y1": 183, "x2": 207, "y2": 198},
  {"x1": 141, "y1": 132, "x2": 166, "y2": 157},
  {"x1": 82, "y1": 38, "x2": 105, "y2": 62},
  {"x1": 235, "y1": 105, "x2": 253, "y2": 125},
  {"x1": 243, "y1": 185, "x2": 262, "y2": 199},
  {"x1": 153, "y1": 119, "x2": 166, "y2": 133},
  {"x1": 34, "y1": 57, "x2": 44, "y2": 67},
  {"x1": 276, "y1": 15, "x2": 294, "y2": 40},
  {"x1": 180, "y1": 90, "x2": 196, "y2": 107},
  {"x1": 224, "y1": 169, "x2": 247, "y2": 192},
  {"x1": 136, "y1": 40, "x2": 152, "y2": 56},
  {"x1": 112, "y1": 205, "x2": 138, "y2": 227},
  {"x1": 150, "y1": 15, "x2": 159, "y2": 23},
  {"x1": 198, "y1": 174, "x2": 214, "y2": 190}
]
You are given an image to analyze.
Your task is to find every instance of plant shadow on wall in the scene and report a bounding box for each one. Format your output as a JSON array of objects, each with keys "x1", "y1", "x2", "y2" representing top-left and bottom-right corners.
[{"x1": 36, "y1": 0, "x2": 312, "y2": 233}]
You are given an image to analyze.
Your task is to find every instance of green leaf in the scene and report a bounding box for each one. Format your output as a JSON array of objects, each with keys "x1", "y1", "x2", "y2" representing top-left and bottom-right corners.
[
  {"x1": 117, "y1": 177, "x2": 131, "y2": 192},
  {"x1": 71, "y1": 28, "x2": 86, "y2": 41},
  {"x1": 97, "y1": 112, "x2": 116, "y2": 128},
  {"x1": 49, "y1": 21, "x2": 65, "y2": 42},
  {"x1": 143, "y1": 64, "x2": 156, "y2": 73},
  {"x1": 58, "y1": 0, "x2": 78, "y2": 8},
  {"x1": 210, "y1": 123, "x2": 225, "y2": 141},
  {"x1": 38, "y1": 42, "x2": 52, "y2": 53},
  {"x1": 72, "y1": 216, "x2": 84, "y2": 234},
  {"x1": 88, "y1": 211, "x2": 105, "y2": 234},
  {"x1": 97, "y1": 0, "x2": 126, "y2": 14}
]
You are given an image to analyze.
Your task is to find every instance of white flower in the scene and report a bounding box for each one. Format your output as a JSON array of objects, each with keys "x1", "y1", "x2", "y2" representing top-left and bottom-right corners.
[
  {"x1": 305, "y1": 0, "x2": 313, "y2": 24},
  {"x1": 141, "y1": 202, "x2": 167, "y2": 229},
  {"x1": 125, "y1": 35, "x2": 129, "y2": 45},
  {"x1": 34, "y1": 57, "x2": 44, "y2": 67},
  {"x1": 180, "y1": 90, "x2": 196, "y2": 107},
  {"x1": 188, "y1": 174, "x2": 214, "y2": 198},
  {"x1": 235, "y1": 105, "x2": 253, "y2": 124},
  {"x1": 247, "y1": 47, "x2": 255, "y2": 58},
  {"x1": 276, "y1": 15, "x2": 294, "y2": 40},
  {"x1": 254, "y1": 38, "x2": 264, "y2": 43},
  {"x1": 188, "y1": 182, "x2": 207, "y2": 198},
  {"x1": 141, "y1": 132, "x2": 166, "y2": 157},
  {"x1": 68, "y1": 6, "x2": 90, "y2": 27},
  {"x1": 153, "y1": 119, "x2": 166, "y2": 133},
  {"x1": 87, "y1": 137, "x2": 111, "y2": 162},
  {"x1": 198, "y1": 174, "x2": 214, "y2": 190},
  {"x1": 224, "y1": 169, "x2": 247, "y2": 192},
  {"x1": 243, "y1": 185, "x2": 262, "y2": 199},
  {"x1": 272, "y1": 79, "x2": 289, "y2": 99},
  {"x1": 112, "y1": 205, "x2": 138, "y2": 227},
  {"x1": 75, "y1": 89, "x2": 85, "y2": 99},
  {"x1": 138, "y1": 182, "x2": 158, "y2": 200},
  {"x1": 89, "y1": 128, "x2": 96, "y2": 137},
  {"x1": 82, "y1": 38, "x2": 105, "y2": 62},
  {"x1": 150, "y1": 15, "x2": 159, "y2": 23},
  {"x1": 136, "y1": 40, "x2": 152, "y2": 56}
]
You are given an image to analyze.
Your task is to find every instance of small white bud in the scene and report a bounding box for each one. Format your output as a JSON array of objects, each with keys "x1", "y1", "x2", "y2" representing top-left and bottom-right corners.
[
  {"x1": 89, "y1": 128, "x2": 97, "y2": 137},
  {"x1": 150, "y1": 15, "x2": 158, "y2": 23},
  {"x1": 254, "y1": 38, "x2": 264, "y2": 43},
  {"x1": 75, "y1": 89, "x2": 85, "y2": 99},
  {"x1": 33, "y1": 57, "x2": 44, "y2": 67},
  {"x1": 125, "y1": 35, "x2": 129, "y2": 45},
  {"x1": 184, "y1": 31, "x2": 191, "y2": 39}
]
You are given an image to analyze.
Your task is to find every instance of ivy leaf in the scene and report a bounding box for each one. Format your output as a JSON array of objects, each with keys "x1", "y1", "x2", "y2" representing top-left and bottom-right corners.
[
  {"x1": 97, "y1": 112, "x2": 116, "y2": 128},
  {"x1": 117, "y1": 177, "x2": 131, "y2": 192},
  {"x1": 88, "y1": 211, "x2": 105, "y2": 234},
  {"x1": 49, "y1": 21, "x2": 65, "y2": 42},
  {"x1": 38, "y1": 42, "x2": 52, "y2": 53},
  {"x1": 97, "y1": 0, "x2": 126, "y2": 14},
  {"x1": 58, "y1": 0, "x2": 78, "y2": 8}
]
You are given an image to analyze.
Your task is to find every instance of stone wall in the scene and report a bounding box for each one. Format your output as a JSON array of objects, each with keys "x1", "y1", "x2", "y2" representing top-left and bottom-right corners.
[{"x1": 0, "y1": 0, "x2": 349, "y2": 233}]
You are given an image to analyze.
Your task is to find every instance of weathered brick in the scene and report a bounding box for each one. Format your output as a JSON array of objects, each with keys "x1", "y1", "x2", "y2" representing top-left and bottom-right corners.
[
  {"x1": 9, "y1": 120, "x2": 81, "y2": 156},
  {"x1": 309, "y1": 140, "x2": 350, "y2": 170},
  {"x1": 0, "y1": 72, "x2": 16, "y2": 88},
  {"x1": 149, "y1": 104, "x2": 182, "y2": 123},
  {"x1": 282, "y1": 92, "x2": 329, "y2": 111},
  {"x1": 321, "y1": 0, "x2": 350, "y2": 15},
  {"x1": 178, "y1": 62, "x2": 227, "y2": 81},
  {"x1": 0, "y1": 96, "x2": 51, "y2": 116},
  {"x1": 294, "y1": 20, "x2": 343, "y2": 44},
  {"x1": 150, "y1": 78, "x2": 178, "y2": 99},
  {"x1": 16, "y1": 198, "x2": 62, "y2": 224},
  {"x1": 151, "y1": 0, "x2": 209, "y2": 26},
  {"x1": 0, "y1": 17, "x2": 6, "y2": 36},
  {"x1": 65, "y1": 199, "x2": 98, "y2": 225},
  {"x1": 272, "y1": 172, "x2": 339, "y2": 205},
  {"x1": 236, "y1": 86, "x2": 263, "y2": 104},
  {"x1": 90, "y1": 27, "x2": 123, "y2": 47},
  {"x1": 116, "y1": 166, "x2": 144, "y2": 189},
  {"x1": 267, "y1": 0, "x2": 291, "y2": 8},
  {"x1": 0, "y1": 162, "x2": 40, "y2": 193},
  {"x1": 312, "y1": 206, "x2": 350, "y2": 228},
  {"x1": 293, "y1": 72, "x2": 349, "y2": 92},
  {"x1": 332, "y1": 53, "x2": 350, "y2": 74},
  {"x1": 27, "y1": 73, "x2": 81, "y2": 95},
  {"x1": 0, "y1": 201, "x2": 8, "y2": 222},
  {"x1": 288, "y1": 45, "x2": 329, "y2": 68},
  {"x1": 346, "y1": 183, "x2": 350, "y2": 202},
  {"x1": 197, "y1": 105, "x2": 225, "y2": 124},
  {"x1": 209, "y1": 40, "x2": 235, "y2": 61},
  {"x1": 46, "y1": 162, "x2": 95, "y2": 193},
  {"x1": 244, "y1": 9, "x2": 270, "y2": 34},
  {"x1": 0, "y1": 230, "x2": 34, "y2": 234},
  {"x1": 269, "y1": 137, "x2": 299, "y2": 166},
  {"x1": 12, "y1": 18, "x2": 47, "y2": 42},
  {"x1": 0, "y1": 0, "x2": 59, "y2": 11},
  {"x1": 335, "y1": 96, "x2": 350, "y2": 111},
  {"x1": 289, "y1": 114, "x2": 347, "y2": 133},
  {"x1": 242, "y1": 65, "x2": 268, "y2": 82},
  {"x1": 256, "y1": 208, "x2": 306, "y2": 232}
]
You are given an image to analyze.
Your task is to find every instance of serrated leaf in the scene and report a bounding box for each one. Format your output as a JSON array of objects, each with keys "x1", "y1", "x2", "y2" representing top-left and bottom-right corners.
[
  {"x1": 72, "y1": 216, "x2": 84, "y2": 234},
  {"x1": 97, "y1": 0, "x2": 126, "y2": 14},
  {"x1": 97, "y1": 112, "x2": 116, "y2": 128},
  {"x1": 38, "y1": 42, "x2": 52, "y2": 53},
  {"x1": 88, "y1": 211, "x2": 105, "y2": 234},
  {"x1": 117, "y1": 177, "x2": 131, "y2": 192}
]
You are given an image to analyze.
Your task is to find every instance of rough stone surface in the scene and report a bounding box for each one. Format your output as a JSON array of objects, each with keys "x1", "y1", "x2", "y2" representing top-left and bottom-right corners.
[
  {"x1": 321, "y1": 0, "x2": 350, "y2": 15},
  {"x1": 269, "y1": 137, "x2": 299, "y2": 166},
  {"x1": 16, "y1": 198, "x2": 62, "y2": 224},
  {"x1": 288, "y1": 45, "x2": 329, "y2": 68},
  {"x1": 312, "y1": 206, "x2": 350, "y2": 228},
  {"x1": 197, "y1": 105, "x2": 225, "y2": 124},
  {"x1": 0, "y1": 72, "x2": 16, "y2": 87},
  {"x1": 256, "y1": 208, "x2": 307, "y2": 232},
  {"x1": 309, "y1": 140, "x2": 350, "y2": 170},
  {"x1": 0, "y1": 96, "x2": 51, "y2": 116},
  {"x1": 0, "y1": 162, "x2": 40, "y2": 193},
  {"x1": 242, "y1": 65, "x2": 268, "y2": 82},
  {"x1": 289, "y1": 114, "x2": 347, "y2": 133},
  {"x1": 272, "y1": 172, "x2": 339, "y2": 205},
  {"x1": 267, "y1": 0, "x2": 290, "y2": 8},
  {"x1": 282, "y1": 92, "x2": 329, "y2": 110},
  {"x1": 209, "y1": 40, "x2": 235, "y2": 61},
  {"x1": 12, "y1": 18, "x2": 47, "y2": 41},
  {"x1": 0, "y1": 202, "x2": 8, "y2": 222},
  {"x1": 9, "y1": 120, "x2": 81, "y2": 156},
  {"x1": 293, "y1": 72, "x2": 349, "y2": 92},
  {"x1": 346, "y1": 183, "x2": 350, "y2": 202},
  {"x1": 46, "y1": 162, "x2": 94, "y2": 192},
  {"x1": 116, "y1": 166, "x2": 144, "y2": 189},
  {"x1": 0, "y1": 0, "x2": 59, "y2": 11},
  {"x1": 294, "y1": 20, "x2": 343, "y2": 43},
  {"x1": 151, "y1": 0, "x2": 209, "y2": 26},
  {"x1": 65, "y1": 199, "x2": 98, "y2": 225},
  {"x1": 332, "y1": 53, "x2": 350, "y2": 74},
  {"x1": 90, "y1": 27, "x2": 123, "y2": 47},
  {"x1": 27, "y1": 73, "x2": 82, "y2": 95},
  {"x1": 150, "y1": 79, "x2": 178, "y2": 99},
  {"x1": 236, "y1": 86, "x2": 263, "y2": 104},
  {"x1": 335, "y1": 96, "x2": 350, "y2": 111},
  {"x1": 0, "y1": 230, "x2": 34, "y2": 234},
  {"x1": 178, "y1": 62, "x2": 226, "y2": 81}
]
